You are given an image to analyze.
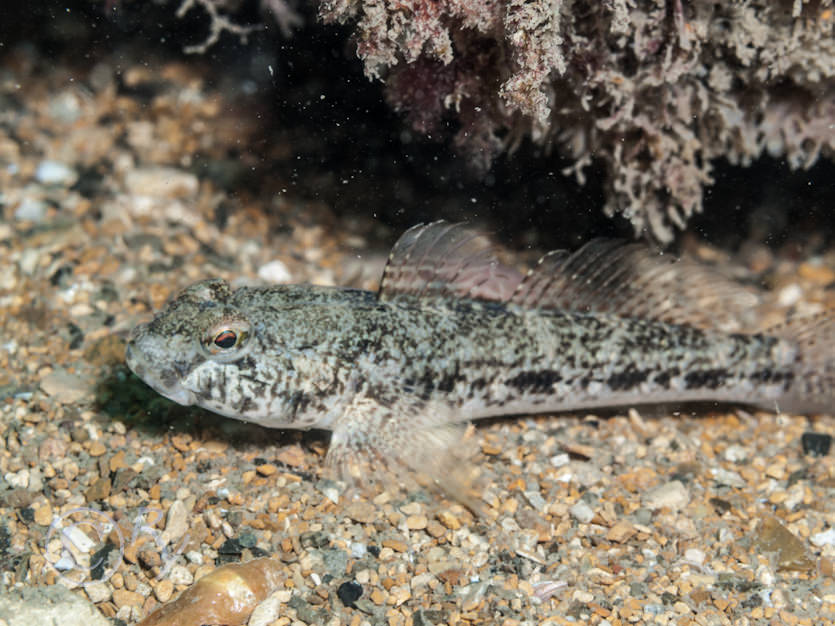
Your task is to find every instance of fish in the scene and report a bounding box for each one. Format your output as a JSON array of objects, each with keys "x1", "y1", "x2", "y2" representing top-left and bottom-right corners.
[{"x1": 126, "y1": 221, "x2": 834, "y2": 488}]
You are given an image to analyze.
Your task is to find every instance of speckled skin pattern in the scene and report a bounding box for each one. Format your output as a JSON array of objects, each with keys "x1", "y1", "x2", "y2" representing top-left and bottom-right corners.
[{"x1": 126, "y1": 277, "x2": 802, "y2": 468}]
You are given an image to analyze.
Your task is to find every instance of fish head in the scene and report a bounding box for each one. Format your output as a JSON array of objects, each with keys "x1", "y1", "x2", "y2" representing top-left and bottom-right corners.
[{"x1": 126, "y1": 278, "x2": 256, "y2": 411}]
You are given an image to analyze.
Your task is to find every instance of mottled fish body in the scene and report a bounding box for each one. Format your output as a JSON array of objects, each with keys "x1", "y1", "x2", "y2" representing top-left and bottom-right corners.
[{"x1": 127, "y1": 222, "x2": 834, "y2": 478}]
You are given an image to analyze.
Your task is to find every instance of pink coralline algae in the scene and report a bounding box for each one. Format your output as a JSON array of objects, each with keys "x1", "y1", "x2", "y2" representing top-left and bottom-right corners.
[{"x1": 320, "y1": 0, "x2": 835, "y2": 241}]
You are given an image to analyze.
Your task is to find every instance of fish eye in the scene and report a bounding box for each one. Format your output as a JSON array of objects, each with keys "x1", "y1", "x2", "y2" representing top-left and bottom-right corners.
[
  {"x1": 213, "y1": 329, "x2": 238, "y2": 349},
  {"x1": 202, "y1": 318, "x2": 251, "y2": 358}
]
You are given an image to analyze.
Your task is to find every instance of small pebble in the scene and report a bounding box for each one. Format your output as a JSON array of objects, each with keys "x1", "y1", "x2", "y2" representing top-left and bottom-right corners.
[
  {"x1": 777, "y1": 283, "x2": 802, "y2": 307},
  {"x1": 274, "y1": 445, "x2": 305, "y2": 467},
  {"x1": 425, "y1": 520, "x2": 446, "y2": 538},
  {"x1": 406, "y1": 514, "x2": 428, "y2": 530},
  {"x1": 162, "y1": 500, "x2": 190, "y2": 544},
  {"x1": 33, "y1": 502, "x2": 53, "y2": 526},
  {"x1": 753, "y1": 516, "x2": 814, "y2": 571},
  {"x1": 14, "y1": 198, "x2": 48, "y2": 222},
  {"x1": 40, "y1": 370, "x2": 92, "y2": 404},
  {"x1": 124, "y1": 167, "x2": 198, "y2": 198},
  {"x1": 684, "y1": 548, "x2": 705, "y2": 566},
  {"x1": 88, "y1": 441, "x2": 107, "y2": 457},
  {"x1": 154, "y1": 580, "x2": 174, "y2": 603},
  {"x1": 255, "y1": 463, "x2": 278, "y2": 476},
  {"x1": 257, "y1": 259, "x2": 292, "y2": 284},
  {"x1": 572, "y1": 589, "x2": 595, "y2": 603},
  {"x1": 168, "y1": 565, "x2": 194, "y2": 586},
  {"x1": 382, "y1": 538, "x2": 408, "y2": 552},
  {"x1": 810, "y1": 528, "x2": 835, "y2": 547},
  {"x1": 85, "y1": 477, "x2": 111, "y2": 502},
  {"x1": 550, "y1": 453, "x2": 570, "y2": 467},
  {"x1": 112, "y1": 589, "x2": 143, "y2": 608},
  {"x1": 437, "y1": 510, "x2": 461, "y2": 530},
  {"x1": 606, "y1": 520, "x2": 636, "y2": 543},
  {"x1": 85, "y1": 581, "x2": 113, "y2": 604},
  {"x1": 570, "y1": 501, "x2": 595, "y2": 524},
  {"x1": 35, "y1": 160, "x2": 78, "y2": 186},
  {"x1": 711, "y1": 467, "x2": 745, "y2": 488},
  {"x1": 4, "y1": 469, "x2": 29, "y2": 489},
  {"x1": 722, "y1": 444, "x2": 748, "y2": 463},
  {"x1": 345, "y1": 501, "x2": 376, "y2": 524},
  {"x1": 336, "y1": 580, "x2": 363, "y2": 608},
  {"x1": 643, "y1": 481, "x2": 690, "y2": 510},
  {"x1": 247, "y1": 590, "x2": 289, "y2": 626}
]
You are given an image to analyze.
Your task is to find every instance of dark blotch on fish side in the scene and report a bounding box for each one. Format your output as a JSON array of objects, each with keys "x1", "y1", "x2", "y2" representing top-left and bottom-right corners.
[
  {"x1": 606, "y1": 366, "x2": 649, "y2": 391},
  {"x1": 506, "y1": 369, "x2": 564, "y2": 394},
  {"x1": 684, "y1": 368, "x2": 729, "y2": 390}
]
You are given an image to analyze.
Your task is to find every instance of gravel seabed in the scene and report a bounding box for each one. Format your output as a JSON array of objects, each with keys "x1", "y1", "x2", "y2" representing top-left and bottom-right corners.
[{"x1": 0, "y1": 34, "x2": 834, "y2": 626}]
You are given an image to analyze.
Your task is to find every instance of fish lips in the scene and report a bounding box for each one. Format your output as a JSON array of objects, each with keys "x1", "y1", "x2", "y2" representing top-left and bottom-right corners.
[{"x1": 125, "y1": 340, "x2": 198, "y2": 407}]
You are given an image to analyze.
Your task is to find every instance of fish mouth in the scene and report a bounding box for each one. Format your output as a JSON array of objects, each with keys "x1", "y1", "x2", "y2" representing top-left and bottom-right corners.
[{"x1": 125, "y1": 341, "x2": 197, "y2": 407}]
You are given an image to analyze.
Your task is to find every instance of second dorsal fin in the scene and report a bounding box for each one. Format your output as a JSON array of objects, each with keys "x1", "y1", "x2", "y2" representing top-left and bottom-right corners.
[
  {"x1": 510, "y1": 239, "x2": 760, "y2": 332},
  {"x1": 378, "y1": 221, "x2": 524, "y2": 302}
]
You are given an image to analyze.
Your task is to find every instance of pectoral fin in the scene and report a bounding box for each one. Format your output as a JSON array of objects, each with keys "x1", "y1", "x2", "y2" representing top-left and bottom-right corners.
[{"x1": 325, "y1": 393, "x2": 484, "y2": 511}]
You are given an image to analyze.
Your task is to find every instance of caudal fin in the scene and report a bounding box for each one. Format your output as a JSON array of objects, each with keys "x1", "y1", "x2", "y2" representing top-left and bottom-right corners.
[{"x1": 774, "y1": 313, "x2": 835, "y2": 414}]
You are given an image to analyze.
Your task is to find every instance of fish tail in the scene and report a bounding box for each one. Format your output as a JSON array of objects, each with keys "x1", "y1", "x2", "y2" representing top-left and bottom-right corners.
[{"x1": 776, "y1": 312, "x2": 835, "y2": 414}]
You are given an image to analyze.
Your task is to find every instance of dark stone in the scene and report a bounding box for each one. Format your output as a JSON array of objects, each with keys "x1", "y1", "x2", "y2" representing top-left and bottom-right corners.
[
  {"x1": 90, "y1": 542, "x2": 119, "y2": 581},
  {"x1": 112, "y1": 468, "x2": 138, "y2": 492},
  {"x1": 741, "y1": 593, "x2": 763, "y2": 609},
  {"x1": 801, "y1": 432, "x2": 832, "y2": 457},
  {"x1": 218, "y1": 538, "x2": 242, "y2": 555},
  {"x1": 49, "y1": 265, "x2": 74, "y2": 287},
  {"x1": 414, "y1": 610, "x2": 447, "y2": 626},
  {"x1": 2, "y1": 489, "x2": 35, "y2": 509},
  {"x1": 66, "y1": 323, "x2": 84, "y2": 350},
  {"x1": 287, "y1": 595, "x2": 322, "y2": 623},
  {"x1": 367, "y1": 545, "x2": 380, "y2": 558},
  {"x1": 336, "y1": 580, "x2": 363, "y2": 608},
  {"x1": 299, "y1": 530, "x2": 329, "y2": 549},
  {"x1": 709, "y1": 497, "x2": 732, "y2": 515}
]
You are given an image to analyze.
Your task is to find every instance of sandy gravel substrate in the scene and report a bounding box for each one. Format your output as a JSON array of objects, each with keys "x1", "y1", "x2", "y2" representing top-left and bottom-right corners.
[{"x1": 0, "y1": 40, "x2": 834, "y2": 626}]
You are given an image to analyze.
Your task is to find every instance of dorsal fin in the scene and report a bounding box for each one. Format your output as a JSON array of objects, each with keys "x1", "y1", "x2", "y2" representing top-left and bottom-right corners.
[
  {"x1": 378, "y1": 221, "x2": 524, "y2": 302},
  {"x1": 510, "y1": 238, "x2": 760, "y2": 332}
]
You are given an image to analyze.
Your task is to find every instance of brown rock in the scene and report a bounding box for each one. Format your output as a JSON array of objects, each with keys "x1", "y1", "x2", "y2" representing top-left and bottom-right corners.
[
  {"x1": 382, "y1": 538, "x2": 408, "y2": 552},
  {"x1": 345, "y1": 501, "x2": 376, "y2": 524},
  {"x1": 109, "y1": 450, "x2": 127, "y2": 472},
  {"x1": 154, "y1": 579, "x2": 174, "y2": 604},
  {"x1": 425, "y1": 520, "x2": 446, "y2": 538},
  {"x1": 275, "y1": 445, "x2": 306, "y2": 467},
  {"x1": 112, "y1": 589, "x2": 144, "y2": 608},
  {"x1": 437, "y1": 510, "x2": 461, "y2": 530},
  {"x1": 562, "y1": 442, "x2": 596, "y2": 459},
  {"x1": 38, "y1": 437, "x2": 68, "y2": 460},
  {"x1": 753, "y1": 516, "x2": 814, "y2": 572},
  {"x1": 436, "y1": 568, "x2": 463, "y2": 585},
  {"x1": 113, "y1": 467, "x2": 138, "y2": 492},
  {"x1": 88, "y1": 441, "x2": 107, "y2": 457},
  {"x1": 85, "y1": 476, "x2": 112, "y2": 502},
  {"x1": 33, "y1": 502, "x2": 53, "y2": 526},
  {"x1": 405, "y1": 515, "x2": 427, "y2": 531},
  {"x1": 606, "y1": 520, "x2": 636, "y2": 543},
  {"x1": 256, "y1": 463, "x2": 278, "y2": 476}
]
